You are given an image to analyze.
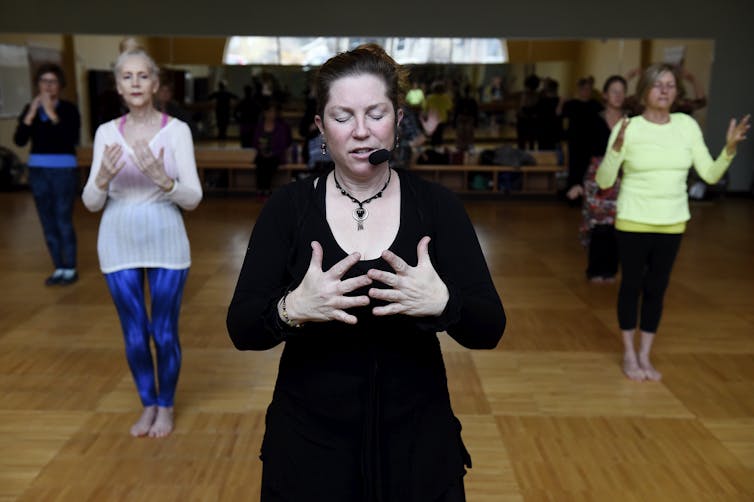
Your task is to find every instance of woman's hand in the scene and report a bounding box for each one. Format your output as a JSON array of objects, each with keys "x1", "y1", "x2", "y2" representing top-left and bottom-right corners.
[
  {"x1": 612, "y1": 117, "x2": 630, "y2": 152},
  {"x1": 420, "y1": 109, "x2": 441, "y2": 135},
  {"x1": 132, "y1": 140, "x2": 173, "y2": 191},
  {"x1": 367, "y1": 236, "x2": 449, "y2": 317},
  {"x1": 94, "y1": 144, "x2": 126, "y2": 190},
  {"x1": 23, "y1": 96, "x2": 42, "y2": 125},
  {"x1": 39, "y1": 93, "x2": 58, "y2": 122},
  {"x1": 725, "y1": 114, "x2": 750, "y2": 156},
  {"x1": 284, "y1": 241, "x2": 373, "y2": 325},
  {"x1": 566, "y1": 184, "x2": 584, "y2": 200}
]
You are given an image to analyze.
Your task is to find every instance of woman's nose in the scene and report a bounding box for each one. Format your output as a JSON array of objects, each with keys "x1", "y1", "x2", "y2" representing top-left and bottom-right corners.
[{"x1": 352, "y1": 118, "x2": 368, "y2": 137}]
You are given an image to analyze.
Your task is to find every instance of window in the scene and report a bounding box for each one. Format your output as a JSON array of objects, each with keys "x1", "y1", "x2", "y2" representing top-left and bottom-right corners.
[{"x1": 224, "y1": 37, "x2": 507, "y2": 65}]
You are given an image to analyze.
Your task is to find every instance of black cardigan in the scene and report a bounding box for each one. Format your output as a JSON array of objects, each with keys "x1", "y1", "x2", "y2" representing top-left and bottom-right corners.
[
  {"x1": 13, "y1": 99, "x2": 81, "y2": 156},
  {"x1": 227, "y1": 168, "x2": 505, "y2": 501}
]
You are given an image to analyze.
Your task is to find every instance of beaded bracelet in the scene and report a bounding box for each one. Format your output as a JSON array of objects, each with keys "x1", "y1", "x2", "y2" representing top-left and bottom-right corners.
[{"x1": 279, "y1": 291, "x2": 303, "y2": 328}]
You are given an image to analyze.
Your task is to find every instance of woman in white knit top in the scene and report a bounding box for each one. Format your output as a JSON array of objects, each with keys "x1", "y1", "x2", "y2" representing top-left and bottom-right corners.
[{"x1": 82, "y1": 39, "x2": 202, "y2": 438}]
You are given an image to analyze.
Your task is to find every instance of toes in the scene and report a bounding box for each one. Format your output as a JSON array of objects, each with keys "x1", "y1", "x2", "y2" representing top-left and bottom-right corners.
[
  {"x1": 130, "y1": 425, "x2": 149, "y2": 437},
  {"x1": 643, "y1": 368, "x2": 662, "y2": 381},
  {"x1": 623, "y1": 368, "x2": 645, "y2": 381},
  {"x1": 622, "y1": 361, "x2": 646, "y2": 381},
  {"x1": 638, "y1": 362, "x2": 662, "y2": 381}
]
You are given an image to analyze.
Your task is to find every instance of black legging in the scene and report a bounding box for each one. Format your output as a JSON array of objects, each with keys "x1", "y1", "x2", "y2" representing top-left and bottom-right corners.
[{"x1": 616, "y1": 231, "x2": 682, "y2": 333}]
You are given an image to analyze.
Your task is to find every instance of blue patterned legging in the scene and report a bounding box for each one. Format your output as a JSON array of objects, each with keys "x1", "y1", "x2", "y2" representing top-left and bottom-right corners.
[{"x1": 105, "y1": 268, "x2": 188, "y2": 407}]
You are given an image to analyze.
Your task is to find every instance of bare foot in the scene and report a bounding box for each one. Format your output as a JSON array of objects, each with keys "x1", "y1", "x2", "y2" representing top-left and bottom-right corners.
[
  {"x1": 130, "y1": 406, "x2": 157, "y2": 437},
  {"x1": 148, "y1": 406, "x2": 174, "y2": 438},
  {"x1": 638, "y1": 331, "x2": 662, "y2": 381},
  {"x1": 638, "y1": 359, "x2": 662, "y2": 381},
  {"x1": 622, "y1": 357, "x2": 646, "y2": 381}
]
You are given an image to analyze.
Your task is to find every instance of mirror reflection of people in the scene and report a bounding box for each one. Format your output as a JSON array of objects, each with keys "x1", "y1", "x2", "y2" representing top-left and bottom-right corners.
[
  {"x1": 208, "y1": 81, "x2": 238, "y2": 140},
  {"x1": 82, "y1": 39, "x2": 203, "y2": 437},
  {"x1": 252, "y1": 99, "x2": 292, "y2": 197},
  {"x1": 13, "y1": 63, "x2": 82, "y2": 286},
  {"x1": 227, "y1": 44, "x2": 505, "y2": 501},
  {"x1": 155, "y1": 81, "x2": 197, "y2": 139},
  {"x1": 596, "y1": 63, "x2": 750, "y2": 382},
  {"x1": 562, "y1": 77, "x2": 604, "y2": 203}
]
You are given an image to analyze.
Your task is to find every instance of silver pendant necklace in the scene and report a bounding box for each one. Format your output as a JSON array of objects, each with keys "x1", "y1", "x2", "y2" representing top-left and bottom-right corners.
[{"x1": 333, "y1": 168, "x2": 392, "y2": 231}]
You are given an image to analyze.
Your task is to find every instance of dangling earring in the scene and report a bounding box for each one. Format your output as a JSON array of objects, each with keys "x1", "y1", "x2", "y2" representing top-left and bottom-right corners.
[
  {"x1": 395, "y1": 132, "x2": 400, "y2": 148},
  {"x1": 321, "y1": 141, "x2": 327, "y2": 155}
]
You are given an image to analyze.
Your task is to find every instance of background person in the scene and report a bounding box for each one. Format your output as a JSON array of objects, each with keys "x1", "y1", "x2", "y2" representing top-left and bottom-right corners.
[
  {"x1": 596, "y1": 63, "x2": 749, "y2": 382},
  {"x1": 568, "y1": 75, "x2": 627, "y2": 283},
  {"x1": 13, "y1": 63, "x2": 81, "y2": 286},
  {"x1": 82, "y1": 39, "x2": 203, "y2": 437}
]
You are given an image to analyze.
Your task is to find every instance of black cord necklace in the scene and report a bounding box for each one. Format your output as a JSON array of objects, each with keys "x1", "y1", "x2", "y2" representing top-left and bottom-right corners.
[{"x1": 333, "y1": 168, "x2": 392, "y2": 231}]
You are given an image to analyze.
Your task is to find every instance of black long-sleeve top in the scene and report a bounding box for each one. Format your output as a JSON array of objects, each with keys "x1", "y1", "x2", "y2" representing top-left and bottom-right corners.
[
  {"x1": 227, "y1": 168, "x2": 505, "y2": 501},
  {"x1": 13, "y1": 100, "x2": 81, "y2": 155}
]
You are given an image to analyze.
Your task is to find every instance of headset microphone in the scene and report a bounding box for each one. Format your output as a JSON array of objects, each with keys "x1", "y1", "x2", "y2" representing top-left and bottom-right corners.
[{"x1": 368, "y1": 149, "x2": 391, "y2": 165}]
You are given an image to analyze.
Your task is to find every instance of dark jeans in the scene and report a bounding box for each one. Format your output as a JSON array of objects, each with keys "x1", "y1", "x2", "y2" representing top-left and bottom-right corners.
[
  {"x1": 28, "y1": 167, "x2": 79, "y2": 269},
  {"x1": 616, "y1": 231, "x2": 682, "y2": 333},
  {"x1": 587, "y1": 224, "x2": 619, "y2": 279}
]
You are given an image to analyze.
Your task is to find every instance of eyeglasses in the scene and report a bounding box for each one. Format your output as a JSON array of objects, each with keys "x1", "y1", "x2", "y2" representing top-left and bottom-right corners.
[{"x1": 39, "y1": 78, "x2": 60, "y2": 85}]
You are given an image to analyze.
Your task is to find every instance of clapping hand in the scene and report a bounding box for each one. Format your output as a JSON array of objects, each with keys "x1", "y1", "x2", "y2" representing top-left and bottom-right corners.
[
  {"x1": 725, "y1": 114, "x2": 750, "y2": 155},
  {"x1": 95, "y1": 144, "x2": 126, "y2": 190},
  {"x1": 132, "y1": 140, "x2": 173, "y2": 191},
  {"x1": 285, "y1": 241, "x2": 373, "y2": 325},
  {"x1": 367, "y1": 236, "x2": 449, "y2": 317}
]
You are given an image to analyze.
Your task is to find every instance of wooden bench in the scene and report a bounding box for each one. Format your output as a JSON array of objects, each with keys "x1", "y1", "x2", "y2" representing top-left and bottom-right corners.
[
  {"x1": 192, "y1": 149, "x2": 310, "y2": 192},
  {"x1": 76, "y1": 147, "x2": 564, "y2": 195},
  {"x1": 76, "y1": 146, "x2": 310, "y2": 192},
  {"x1": 409, "y1": 150, "x2": 563, "y2": 194}
]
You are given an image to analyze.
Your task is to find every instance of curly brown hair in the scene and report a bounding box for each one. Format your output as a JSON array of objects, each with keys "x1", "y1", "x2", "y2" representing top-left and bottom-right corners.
[{"x1": 35, "y1": 63, "x2": 66, "y2": 88}]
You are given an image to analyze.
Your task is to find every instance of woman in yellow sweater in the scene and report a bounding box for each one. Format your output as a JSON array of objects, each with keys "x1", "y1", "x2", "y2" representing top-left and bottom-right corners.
[{"x1": 596, "y1": 63, "x2": 749, "y2": 382}]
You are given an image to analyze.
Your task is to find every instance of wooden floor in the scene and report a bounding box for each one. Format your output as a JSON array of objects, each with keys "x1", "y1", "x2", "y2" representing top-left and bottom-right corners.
[{"x1": 1, "y1": 189, "x2": 753, "y2": 501}]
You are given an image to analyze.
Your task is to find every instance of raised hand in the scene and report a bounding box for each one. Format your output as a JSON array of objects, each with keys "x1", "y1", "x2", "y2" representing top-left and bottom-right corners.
[
  {"x1": 94, "y1": 143, "x2": 126, "y2": 190},
  {"x1": 39, "y1": 92, "x2": 57, "y2": 117},
  {"x1": 132, "y1": 140, "x2": 173, "y2": 191},
  {"x1": 420, "y1": 109, "x2": 441, "y2": 136},
  {"x1": 23, "y1": 96, "x2": 42, "y2": 125},
  {"x1": 612, "y1": 117, "x2": 630, "y2": 152},
  {"x1": 284, "y1": 241, "x2": 373, "y2": 325},
  {"x1": 367, "y1": 236, "x2": 449, "y2": 317},
  {"x1": 625, "y1": 67, "x2": 641, "y2": 81},
  {"x1": 566, "y1": 184, "x2": 584, "y2": 200},
  {"x1": 725, "y1": 114, "x2": 750, "y2": 155}
]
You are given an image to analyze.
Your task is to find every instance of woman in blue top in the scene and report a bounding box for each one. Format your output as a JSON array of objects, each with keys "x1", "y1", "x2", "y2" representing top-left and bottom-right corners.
[{"x1": 14, "y1": 63, "x2": 81, "y2": 286}]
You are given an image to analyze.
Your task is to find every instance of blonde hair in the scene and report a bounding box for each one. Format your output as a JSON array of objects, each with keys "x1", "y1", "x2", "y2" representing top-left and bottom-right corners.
[
  {"x1": 114, "y1": 37, "x2": 160, "y2": 79},
  {"x1": 636, "y1": 63, "x2": 677, "y2": 105}
]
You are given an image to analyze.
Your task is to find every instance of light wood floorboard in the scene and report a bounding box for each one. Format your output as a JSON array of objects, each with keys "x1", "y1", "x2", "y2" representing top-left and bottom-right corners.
[{"x1": 1, "y1": 191, "x2": 753, "y2": 501}]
